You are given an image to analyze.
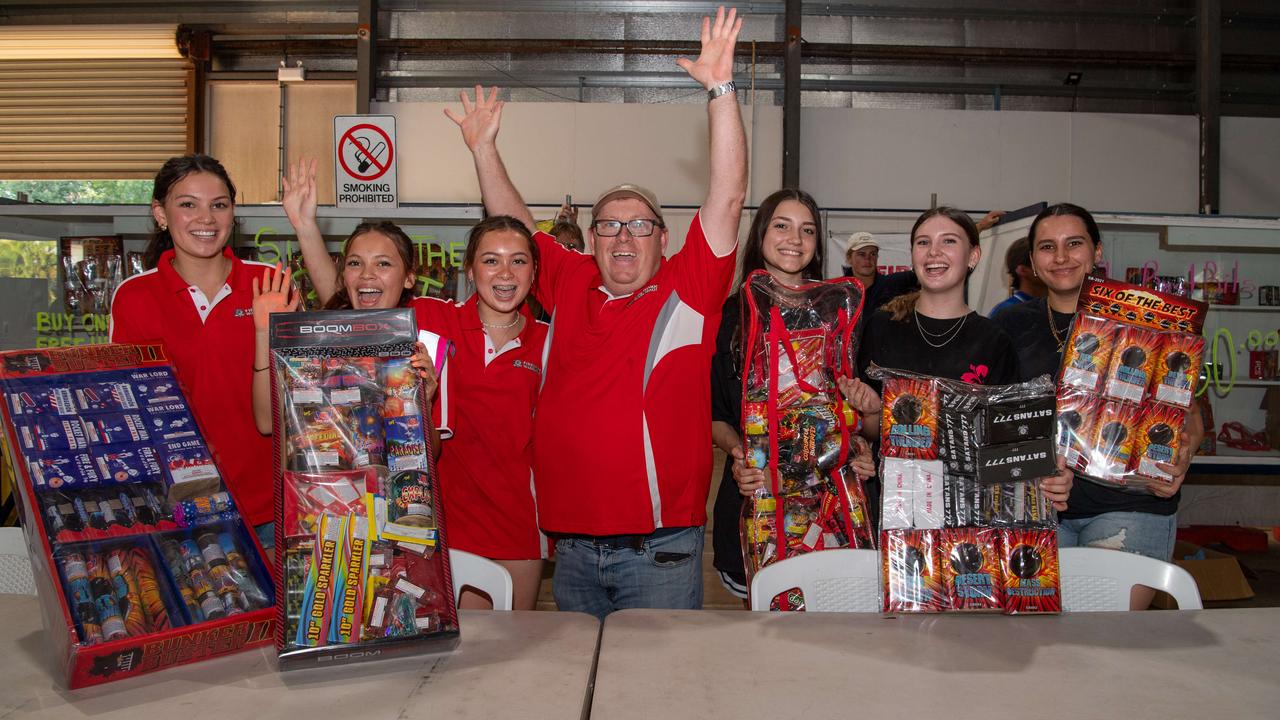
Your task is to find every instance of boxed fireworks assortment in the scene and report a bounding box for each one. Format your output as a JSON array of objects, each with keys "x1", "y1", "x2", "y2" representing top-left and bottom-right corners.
[
  {"x1": 1057, "y1": 277, "x2": 1208, "y2": 492},
  {"x1": 737, "y1": 271, "x2": 872, "y2": 607},
  {"x1": 269, "y1": 309, "x2": 458, "y2": 670},
  {"x1": 0, "y1": 343, "x2": 274, "y2": 688},
  {"x1": 870, "y1": 366, "x2": 1061, "y2": 614}
]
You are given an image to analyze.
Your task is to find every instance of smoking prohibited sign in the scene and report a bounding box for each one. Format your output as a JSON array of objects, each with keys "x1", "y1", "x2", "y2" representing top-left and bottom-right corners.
[{"x1": 334, "y1": 115, "x2": 398, "y2": 209}]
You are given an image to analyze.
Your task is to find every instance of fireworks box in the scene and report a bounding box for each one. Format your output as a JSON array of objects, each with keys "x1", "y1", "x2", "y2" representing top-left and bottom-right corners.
[
  {"x1": 870, "y1": 367, "x2": 1060, "y2": 615},
  {"x1": 268, "y1": 308, "x2": 458, "y2": 670},
  {"x1": 0, "y1": 344, "x2": 275, "y2": 689},
  {"x1": 1058, "y1": 277, "x2": 1209, "y2": 493}
]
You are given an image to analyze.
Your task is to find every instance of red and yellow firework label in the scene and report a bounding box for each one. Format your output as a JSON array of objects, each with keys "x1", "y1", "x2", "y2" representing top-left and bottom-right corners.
[
  {"x1": 940, "y1": 527, "x2": 1004, "y2": 611},
  {"x1": 1061, "y1": 315, "x2": 1117, "y2": 392},
  {"x1": 999, "y1": 528, "x2": 1060, "y2": 614},
  {"x1": 1077, "y1": 277, "x2": 1208, "y2": 335},
  {"x1": 1132, "y1": 403, "x2": 1186, "y2": 484},
  {"x1": 1088, "y1": 400, "x2": 1142, "y2": 482},
  {"x1": 1104, "y1": 325, "x2": 1164, "y2": 402},
  {"x1": 1151, "y1": 333, "x2": 1205, "y2": 408},
  {"x1": 881, "y1": 377, "x2": 939, "y2": 460},
  {"x1": 881, "y1": 529, "x2": 945, "y2": 613}
]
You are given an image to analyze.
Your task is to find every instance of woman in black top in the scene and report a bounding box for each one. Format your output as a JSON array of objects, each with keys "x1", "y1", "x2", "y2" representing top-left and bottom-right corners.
[
  {"x1": 993, "y1": 203, "x2": 1203, "y2": 609},
  {"x1": 839, "y1": 206, "x2": 1073, "y2": 512},
  {"x1": 708, "y1": 189, "x2": 873, "y2": 600}
]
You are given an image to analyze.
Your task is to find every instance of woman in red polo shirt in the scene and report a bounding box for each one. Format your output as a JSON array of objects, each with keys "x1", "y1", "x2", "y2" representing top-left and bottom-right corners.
[
  {"x1": 252, "y1": 161, "x2": 548, "y2": 609},
  {"x1": 109, "y1": 154, "x2": 276, "y2": 546}
]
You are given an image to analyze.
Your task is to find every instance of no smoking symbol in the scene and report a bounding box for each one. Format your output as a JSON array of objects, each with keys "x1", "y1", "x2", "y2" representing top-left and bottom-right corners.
[{"x1": 339, "y1": 123, "x2": 394, "y2": 181}]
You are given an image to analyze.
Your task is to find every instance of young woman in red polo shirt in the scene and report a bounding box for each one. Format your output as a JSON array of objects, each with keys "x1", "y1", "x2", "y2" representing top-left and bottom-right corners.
[
  {"x1": 109, "y1": 154, "x2": 276, "y2": 546},
  {"x1": 252, "y1": 161, "x2": 548, "y2": 610}
]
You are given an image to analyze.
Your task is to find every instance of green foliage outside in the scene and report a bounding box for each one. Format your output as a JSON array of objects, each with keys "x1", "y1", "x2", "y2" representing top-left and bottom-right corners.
[
  {"x1": 0, "y1": 180, "x2": 151, "y2": 205},
  {"x1": 0, "y1": 238, "x2": 58, "y2": 305}
]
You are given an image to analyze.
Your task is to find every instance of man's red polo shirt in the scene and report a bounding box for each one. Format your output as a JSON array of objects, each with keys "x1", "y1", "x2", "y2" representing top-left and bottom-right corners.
[{"x1": 531, "y1": 212, "x2": 736, "y2": 535}]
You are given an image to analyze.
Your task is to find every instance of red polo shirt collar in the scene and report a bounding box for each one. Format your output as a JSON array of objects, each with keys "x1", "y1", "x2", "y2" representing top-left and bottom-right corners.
[{"x1": 156, "y1": 247, "x2": 237, "y2": 294}]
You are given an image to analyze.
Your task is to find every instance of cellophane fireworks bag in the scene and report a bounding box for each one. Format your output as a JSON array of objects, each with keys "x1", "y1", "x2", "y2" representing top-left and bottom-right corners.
[
  {"x1": 0, "y1": 343, "x2": 275, "y2": 688},
  {"x1": 269, "y1": 309, "x2": 458, "y2": 670},
  {"x1": 737, "y1": 271, "x2": 871, "y2": 610},
  {"x1": 1057, "y1": 277, "x2": 1208, "y2": 494}
]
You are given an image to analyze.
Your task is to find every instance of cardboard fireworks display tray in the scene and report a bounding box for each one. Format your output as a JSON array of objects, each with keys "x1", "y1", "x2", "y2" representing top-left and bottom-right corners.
[
  {"x1": 736, "y1": 271, "x2": 873, "y2": 609},
  {"x1": 870, "y1": 366, "x2": 1061, "y2": 615},
  {"x1": 0, "y1": 343, "x2": 275, "y2": 689},
  {"x1": 1057, "y1": 277, "x2": 1208, "y2": 493},
  {"x1": 269, "y1": 309, "x2": 458, "y2": 670}
]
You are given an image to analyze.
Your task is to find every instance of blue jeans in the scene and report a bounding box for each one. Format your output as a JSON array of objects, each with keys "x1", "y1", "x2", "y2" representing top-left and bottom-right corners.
[
  {"x1": 552, "y1": 526, "x2": 704, "y2": 619},
  {"x1": 1057, "y1": 512, "x2": 1177, "y2": 562}
]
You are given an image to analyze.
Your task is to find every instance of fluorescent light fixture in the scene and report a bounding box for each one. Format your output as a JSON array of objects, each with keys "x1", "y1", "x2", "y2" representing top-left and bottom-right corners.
[
  {"x1": 0, "y1": 25, "x2": 181, "y2": 60},
  {"x1": 278, "y1": 61, "x2": 307, "y2": 83}
]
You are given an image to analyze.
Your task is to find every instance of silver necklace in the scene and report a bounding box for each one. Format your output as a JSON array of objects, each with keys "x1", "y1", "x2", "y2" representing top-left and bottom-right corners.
[
  {"x1": 914, "y1": 310, "x2": 968, "y2": 348},
  {"x1": 481, "y1": 314, "x2": 521, "y2": 330}
]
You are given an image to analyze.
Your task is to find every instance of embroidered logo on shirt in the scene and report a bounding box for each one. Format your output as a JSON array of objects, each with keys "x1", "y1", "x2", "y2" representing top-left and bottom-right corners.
[
  {"x1": 512, "y1": 360, "x2": 542, "y2": 375},
  {"x1": 961, "y1": 364, "x2": 989, "y2": 385},
  {"x1": 626, "y1": 284, "x2": 659, "y2": 307},
  {"x1": 234, "y1": 308, "x2": 255, "y2": 318}
]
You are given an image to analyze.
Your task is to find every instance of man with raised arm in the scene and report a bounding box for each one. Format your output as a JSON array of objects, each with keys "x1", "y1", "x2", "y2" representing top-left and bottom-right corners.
[{"x1": 448, "y1": 6, "x2": 747, "y2": 618}]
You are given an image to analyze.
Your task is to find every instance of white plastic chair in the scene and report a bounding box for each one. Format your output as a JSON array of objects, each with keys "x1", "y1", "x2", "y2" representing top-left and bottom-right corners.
[
  {"x1": 0, "y1": 526, "x2": 37, "y2": 595},
  {"x1": 449, "y1": 548, "x2": 514, "y2": 611},
  {"x1": 1059, "y1": 546, "x2": 1203, "y2": 611},
  {"x1": 749, "y1": 549, "x2": 880, "y2": 612}
]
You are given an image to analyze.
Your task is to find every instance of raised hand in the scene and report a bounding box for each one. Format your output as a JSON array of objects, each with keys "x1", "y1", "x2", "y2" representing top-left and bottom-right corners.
[
  {"x1": 444, "y1": 85, "x2": 504, "y2": 152},
  {"x1": 675, "y1": 5, "x2": 742, "y2": 90},
  {"x1": 251, "y1": 263, "x2": 299, "y2": 332},
  {"x1": 282, "y1": 158, "x2": 319, "y2": 228}
]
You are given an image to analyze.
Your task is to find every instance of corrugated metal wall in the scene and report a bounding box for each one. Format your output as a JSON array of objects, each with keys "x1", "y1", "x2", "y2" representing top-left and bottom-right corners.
[{"x1": 0, "y1": 59, "x2": 191, "y2": 179}]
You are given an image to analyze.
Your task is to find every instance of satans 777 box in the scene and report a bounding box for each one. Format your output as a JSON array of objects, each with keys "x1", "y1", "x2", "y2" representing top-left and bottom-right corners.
[{"x1": 0, "y1": 343, "x2": 275, "y2": 688}]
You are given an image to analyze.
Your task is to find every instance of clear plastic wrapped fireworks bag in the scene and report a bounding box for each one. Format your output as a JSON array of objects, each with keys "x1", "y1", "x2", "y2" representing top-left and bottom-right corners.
[
  {"x1": 737, "y1": 270, "x2": 873, "y2": 609},
  {"x1": 1055, "y1": 277, "x2": 1208, "y2": 494},
  {"x1": 268, "y1": 308, "x2": 458, "y2": 670}
]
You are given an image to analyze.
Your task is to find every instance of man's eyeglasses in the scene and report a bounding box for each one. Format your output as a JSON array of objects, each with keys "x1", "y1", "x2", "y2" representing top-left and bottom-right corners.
[{"x1": 591, "y1": 218, "x2": 663, "y2": 238}]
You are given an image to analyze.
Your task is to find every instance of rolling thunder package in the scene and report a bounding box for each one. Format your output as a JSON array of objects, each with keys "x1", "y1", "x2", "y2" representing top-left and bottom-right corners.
[
  {"x1": 871, "y1": 366, "x2": 1061, "y2": 615},
  {"x1": 269, "y1": 308, "x2": 458, "y2": 669},
  {"x1": 737, "y1": 271, "x2": 873, "y2": 608},
  {"x1": 0, "y1": 344, "x2": 274, "y2": 688},
  {"x1": 1057, "y1": 278, "x2": 1208, "y2": 492}
]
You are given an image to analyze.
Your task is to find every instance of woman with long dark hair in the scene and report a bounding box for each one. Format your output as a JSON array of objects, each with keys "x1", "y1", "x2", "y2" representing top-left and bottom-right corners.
[
  {"x1": 110, "y1": 154, "x2": 277, "y2": 544},
  {"x1": 709, "y1": 188, "x2": 875, "y2": 600},
  {"x1": 994, "y1": 202, "x2": 1203, "y2": 608}
]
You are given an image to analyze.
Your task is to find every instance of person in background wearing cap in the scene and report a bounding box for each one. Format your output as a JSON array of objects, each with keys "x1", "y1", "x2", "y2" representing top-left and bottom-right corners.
[
  {"x1": 843, "y1": 232, "x2": 880, "y2": 291},
  {"x1": 446, "y1": 6, "x2": 746, "y2": 618},
  {"x1": 989, "y1": 236, "x2": 1045, "y2": 319}
]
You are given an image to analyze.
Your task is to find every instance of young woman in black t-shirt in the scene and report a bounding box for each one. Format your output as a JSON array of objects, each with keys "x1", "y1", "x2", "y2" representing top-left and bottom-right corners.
[
  {"x1": 708, "y1": 189, "x2": 874, "y2": 600},
  {"x1": 839, "y1": 206, "x2": 1073, "y2": 511},
  {"x1": 993, "y1": 203, "x2": 1204, "y2": 609}
]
